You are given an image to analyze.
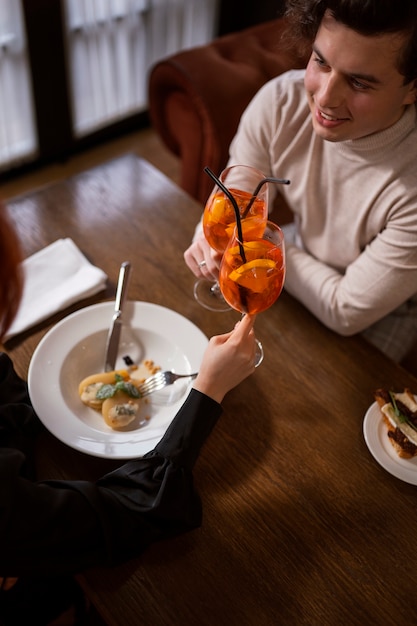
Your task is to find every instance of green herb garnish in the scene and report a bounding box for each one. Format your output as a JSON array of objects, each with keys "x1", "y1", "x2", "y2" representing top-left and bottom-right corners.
[
  {"x1": 389, "y1": 391, "x2": 417, "y2": 432},
  {"x1": 96, "y1": 374, "x2": 141, "y2": 400}
]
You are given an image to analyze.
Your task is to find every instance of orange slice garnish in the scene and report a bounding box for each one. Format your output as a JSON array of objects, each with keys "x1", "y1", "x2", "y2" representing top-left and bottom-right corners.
[{"x1": 228, "y1": 259, "x2": 276, "y2": 292}]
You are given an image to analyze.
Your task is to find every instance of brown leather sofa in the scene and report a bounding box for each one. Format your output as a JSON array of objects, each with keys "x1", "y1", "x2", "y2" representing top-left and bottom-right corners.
[{"x1": 148, "y1": 18, "x2": 307, "y2": 205}]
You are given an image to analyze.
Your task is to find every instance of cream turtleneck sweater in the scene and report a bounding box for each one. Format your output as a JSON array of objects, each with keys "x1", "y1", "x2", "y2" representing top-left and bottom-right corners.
[{"x1": 226, "y1": 70, "x2": 417, "y2": 360}]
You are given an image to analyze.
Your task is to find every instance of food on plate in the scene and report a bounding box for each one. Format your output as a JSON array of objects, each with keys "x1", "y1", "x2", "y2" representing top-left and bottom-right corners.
[
  {"x1": 374, "y1": 388, "x2": 417, "y2": 458},
  {"x1": 79, "y1": 359, "x2": 160, "y2": 429},
  {"x1": 78, "y1": 370, "x2": 129, "y2": 411}
]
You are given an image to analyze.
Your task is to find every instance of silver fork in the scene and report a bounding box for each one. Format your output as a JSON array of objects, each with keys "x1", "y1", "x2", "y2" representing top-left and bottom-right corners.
[{"x1": 137, "y1": 371, "x2": 198, "y2": 398}]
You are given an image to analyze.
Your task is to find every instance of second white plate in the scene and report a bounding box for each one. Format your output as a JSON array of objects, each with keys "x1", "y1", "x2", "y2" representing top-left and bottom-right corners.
[{"x1": 363, "y1": 400, "x2": 417, "y2": 485}]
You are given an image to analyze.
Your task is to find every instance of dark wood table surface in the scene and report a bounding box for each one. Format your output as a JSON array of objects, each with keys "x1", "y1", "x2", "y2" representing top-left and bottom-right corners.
[{"x1": 3, "y1": 154, "x2": 417, "y2": 626}]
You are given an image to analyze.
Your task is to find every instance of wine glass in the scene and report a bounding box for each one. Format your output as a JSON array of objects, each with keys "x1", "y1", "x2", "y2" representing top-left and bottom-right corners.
[
  {"x1": 219, "y1": 220, "x2": 285, "y2": 365},
  {"x1": 194, "y1": 164, "x2": 269, "y2": 311}
]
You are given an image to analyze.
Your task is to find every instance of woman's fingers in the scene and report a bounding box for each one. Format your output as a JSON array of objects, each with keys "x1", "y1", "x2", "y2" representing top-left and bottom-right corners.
[{"x1": 231, "y1": 313, "x2": 257, "y2": 339}]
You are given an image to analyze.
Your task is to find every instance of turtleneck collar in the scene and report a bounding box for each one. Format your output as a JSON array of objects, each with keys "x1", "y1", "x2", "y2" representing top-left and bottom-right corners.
[{"x1": 333, "y1": 104, "x2": 416, "y2": 160}]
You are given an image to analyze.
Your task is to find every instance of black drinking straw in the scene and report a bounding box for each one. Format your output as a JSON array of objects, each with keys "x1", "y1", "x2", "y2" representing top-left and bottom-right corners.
[
  {"x1": 204, "y1": 166, "x2": 247, "y2": 263},
  {"x1": 242, "y1": 176, "x2": 291, "y2": 218}
]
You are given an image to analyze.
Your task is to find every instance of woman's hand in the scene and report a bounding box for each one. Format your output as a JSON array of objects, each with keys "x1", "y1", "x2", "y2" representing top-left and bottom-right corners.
[
  {"x1": 183, "y1": 234, "x2": 221, "y2": 280},
  {"x1": 193, "y1": 314, "x2": 257, "y2": 403}
]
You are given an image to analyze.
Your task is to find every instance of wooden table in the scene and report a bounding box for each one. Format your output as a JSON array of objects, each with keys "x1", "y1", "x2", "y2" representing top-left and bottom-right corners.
[{"x1": 3, "y1": 154, "x2": 417, "y2": 626}]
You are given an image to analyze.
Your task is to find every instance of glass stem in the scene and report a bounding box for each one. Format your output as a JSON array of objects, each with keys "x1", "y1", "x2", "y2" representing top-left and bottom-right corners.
[
  {"x1": 241, "y1": 313, "x2": 264, "y2": 367},
  {"x1": 210, "y1": 280, "x2": 222, "y2": 295}
]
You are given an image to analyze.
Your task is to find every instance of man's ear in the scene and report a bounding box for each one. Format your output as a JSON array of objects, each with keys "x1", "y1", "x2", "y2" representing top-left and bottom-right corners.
[{"x1": 404, "y1": 78, "x2": 417, "y2": 105}]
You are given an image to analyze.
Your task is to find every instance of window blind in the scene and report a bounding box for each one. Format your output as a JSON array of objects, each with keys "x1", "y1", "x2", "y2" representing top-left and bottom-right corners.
[
  {"x1": 0, "y1": 1, "x2": 218, "y2": 172},
  {"x1": 64, "y1": 0, "x2": 219, "y2": 137},
  {"x1": 0, "y1": 0, "x2": 37, "y2": 171}
]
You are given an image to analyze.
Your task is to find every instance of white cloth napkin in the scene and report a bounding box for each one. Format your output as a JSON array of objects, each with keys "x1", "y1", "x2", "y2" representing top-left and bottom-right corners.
[{"x1": 5, "y1": 238, "x2": 108, "y2": 340}]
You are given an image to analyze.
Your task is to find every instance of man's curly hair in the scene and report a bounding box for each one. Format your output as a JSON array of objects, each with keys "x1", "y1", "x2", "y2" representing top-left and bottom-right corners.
[{"x1": 284, "y1": 0, "x2": 417, "y2": 83}]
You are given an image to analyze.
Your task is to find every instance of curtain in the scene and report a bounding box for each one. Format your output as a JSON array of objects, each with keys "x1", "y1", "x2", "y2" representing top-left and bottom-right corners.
[
  {"x1": 63, "y1": 0, "x2": 219, "y2": 137},
  {"x1": 0, "y1": 0, "x2": 37, "y2": 171},
  {"x1": 0, "y1": 0, "x2": 219, "y2": 171}
]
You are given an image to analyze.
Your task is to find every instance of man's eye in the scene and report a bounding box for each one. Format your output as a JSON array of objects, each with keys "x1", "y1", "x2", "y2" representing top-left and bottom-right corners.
[
  {"x1": 351, "y1": 78, "x2": 369, "y2": 90},
  {"x1": 313, "y1": 56, "x2": 327, "y2": 68}
]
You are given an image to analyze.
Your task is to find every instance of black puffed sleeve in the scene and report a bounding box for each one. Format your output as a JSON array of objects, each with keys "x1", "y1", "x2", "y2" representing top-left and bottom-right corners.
[{"x1": 0, "y1": 354, "x2": 222, "y2": 575}]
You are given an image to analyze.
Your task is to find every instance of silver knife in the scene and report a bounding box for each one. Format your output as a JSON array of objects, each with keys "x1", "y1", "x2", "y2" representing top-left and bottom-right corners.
[{"x1": 104, "y1": 261, "x2": 131, "y2": 371}]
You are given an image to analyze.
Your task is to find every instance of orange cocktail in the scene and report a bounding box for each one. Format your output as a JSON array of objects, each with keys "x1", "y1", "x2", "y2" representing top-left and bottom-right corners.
[
  {"x1": 203, "y1": 188, "x2": 267, "y2": 254},
  {"x1": 219, "y1": 222, "x2": 285, "y2": 315},
  {"x1": 194, "y1": 164, "x2": 269, "y2": 312}
]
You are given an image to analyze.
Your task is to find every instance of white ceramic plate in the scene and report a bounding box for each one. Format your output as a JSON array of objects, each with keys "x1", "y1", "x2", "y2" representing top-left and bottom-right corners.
[
  {"x1": 363, "y1": 399, "x2": 417, "y2": 485},
  {"x1": 28, "y1": 301, "x2": 208, "y2": 459}
]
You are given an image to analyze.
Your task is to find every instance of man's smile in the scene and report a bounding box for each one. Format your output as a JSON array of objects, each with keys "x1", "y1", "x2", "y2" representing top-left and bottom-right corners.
[{"x1": 314, "y1": 106, "x2": 349, "y2": 127}]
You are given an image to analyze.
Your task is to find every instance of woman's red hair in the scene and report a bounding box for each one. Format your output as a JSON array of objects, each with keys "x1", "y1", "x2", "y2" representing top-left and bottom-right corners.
[{"x1": 0, "y1": 203, "x2": 23, "y2": 341}]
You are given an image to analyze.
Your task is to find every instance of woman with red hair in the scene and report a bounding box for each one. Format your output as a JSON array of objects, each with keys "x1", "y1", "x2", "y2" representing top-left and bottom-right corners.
[{"x1": 0, "y1": 205, "x2": 23, "y2": 340}]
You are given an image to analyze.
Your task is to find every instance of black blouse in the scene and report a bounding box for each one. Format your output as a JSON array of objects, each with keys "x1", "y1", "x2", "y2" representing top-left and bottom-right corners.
[{"x1": 0, "y1": 353, "x2": 222, "y2": 576}]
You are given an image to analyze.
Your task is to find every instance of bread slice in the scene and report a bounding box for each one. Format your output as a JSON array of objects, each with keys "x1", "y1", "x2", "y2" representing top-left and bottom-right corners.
[{"x1": 374, "y1": 388, "x2": 417, "y2": 459}]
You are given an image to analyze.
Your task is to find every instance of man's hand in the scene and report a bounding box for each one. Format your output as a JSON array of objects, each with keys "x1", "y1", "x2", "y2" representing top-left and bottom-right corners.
[{"x1": 184, "y1": 234, "x2": 221, "y2": 279}]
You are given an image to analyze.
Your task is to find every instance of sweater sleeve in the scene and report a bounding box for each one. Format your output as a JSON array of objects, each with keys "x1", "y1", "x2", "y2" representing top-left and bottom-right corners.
[
  {"x1": 0, "y1": 354, "x2": 222, "y2": 576},
  {"x1": 283, "y1": 209, "x2": 417, "y2": 339}
]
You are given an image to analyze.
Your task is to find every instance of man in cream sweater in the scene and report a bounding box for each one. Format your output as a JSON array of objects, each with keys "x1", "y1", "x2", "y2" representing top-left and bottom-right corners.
[{"x1": 184, "y1": 0, "x2": 417, "y2": 362}]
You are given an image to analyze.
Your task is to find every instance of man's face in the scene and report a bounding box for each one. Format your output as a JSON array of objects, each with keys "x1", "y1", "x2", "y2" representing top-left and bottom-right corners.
[{"x1": 304, "y1": 11, "x2": 417, "y2": 142}]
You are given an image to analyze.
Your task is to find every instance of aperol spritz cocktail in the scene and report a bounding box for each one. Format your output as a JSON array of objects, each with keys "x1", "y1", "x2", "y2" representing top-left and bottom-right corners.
[
  {"x1": 194, "y1": 164, "x2": 269, "y2": 311},
  {"x1": 203, "y1": 185, "x2": 267, "y2": 253},
  {"x1": 219, "y1": 221, "x2": 285, "y2": 314},
  {"x1": 219, "y1": 220, "x2": 285, "y2": 364}
]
